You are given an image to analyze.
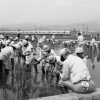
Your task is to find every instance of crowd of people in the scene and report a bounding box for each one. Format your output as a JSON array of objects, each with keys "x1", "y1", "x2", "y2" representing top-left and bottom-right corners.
[{"x1": 0, "y1": 32, "x2": 98, "y2": 94}]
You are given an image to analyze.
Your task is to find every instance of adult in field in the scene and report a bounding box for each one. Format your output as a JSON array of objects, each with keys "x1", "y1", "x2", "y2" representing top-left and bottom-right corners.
[
  {"x1": 74, "y1": 47, "x2": 88, "y2": 65},
  {"x1": 77, "y1": 33, "x2": 84, "y2": 47},
  {"x1": 58, "y1": 48, "x2": 95, "y2": 94}
]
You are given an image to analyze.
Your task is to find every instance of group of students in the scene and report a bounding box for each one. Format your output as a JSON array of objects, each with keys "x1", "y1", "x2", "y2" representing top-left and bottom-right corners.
[
  {"x1": 0, "y1": 35, "x2": 39, "y2": 74},
  {"x1": 37, "y1": 35, "x2": 96, "y2": 94},
  {"x1": 0, "y1": 33, "x2": 96, "y2": 94}
]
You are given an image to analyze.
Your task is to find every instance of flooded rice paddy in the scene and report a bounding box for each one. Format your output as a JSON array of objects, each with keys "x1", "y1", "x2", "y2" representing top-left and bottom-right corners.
[{"x1": 0, "y1": 43, "x2": 100, "y2": 100}]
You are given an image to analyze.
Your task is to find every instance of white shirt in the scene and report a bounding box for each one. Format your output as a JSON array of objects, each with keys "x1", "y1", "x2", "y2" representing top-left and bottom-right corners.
[
  {"x1": 46, "y1": 49, "x2": 56, "y2": 61},
  {"x1": 38, "y1": 47, "x2": 42, "y2": 60},
  {"x1": 17, "y1": 41, "x2": 23, "y2": 47},
  {"x1": 1, "y1": 46, "x2": 14, "y2": 60},
  {"x1": 24, "y1": 45, "x2": 33, "y2": 61},
  {"x1": 22, "y1": 46, "x2": 26, "y2": 55},
  {"x1": 0, "y1": 39, "x2": 5, "y2": 45},
  {"x1": 55, "y1": 56, "x2": 62, "y2": 66},
  {"x1": 32, "y1": 35, "x2": 35, "y2": 41},
  {"x1": 14, "y1": 43, "x2": 21, "y2": 49},
  {"x1": 83, "y1": 57, "x2": 87, "y2": 65},
  {"x1": 91, "y1": 38, "x2": 95, "y2": 44},
  {"x1": 55, "y1": 56, "x2": 63, "y2": 71},
  {"x1": 28, "y1": 41, "x2": 33, "y2": 48},
  {"x1": 10, "y1": 41, "x2": 14, "y2": 46},
  {"x1": 61, "y1": 55, "x2": 91, "y2": 84},
  {"x1": 77, "y1": 35, "x2": 84, "y2": 42}
]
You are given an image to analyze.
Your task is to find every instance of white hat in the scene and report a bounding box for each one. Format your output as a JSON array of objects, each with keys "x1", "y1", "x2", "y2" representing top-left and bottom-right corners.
[
  {"x1": 0, "y1": 35, "x2": 4, "y2": 39},
  {"x1": 25, "y1": 35, "x2": 30, "y2": 39},
  {"x1": 37, "y1": 39, "x2": 44, "y2": 47},
  {"x1": 65, "y1": 41, "x2": 70, "y2": 44},
  {"x1": 75, "y1": 47, "x2": 84, "y2": 53},
  {"x1": 43, "y1": 45, "x2": 49, "y2": 52},
  {"x1": 62, "y1": 41, "x2": 65, "y2": 44},
  {"x1": 60, "y1": 48, "x2": 71, "y2": 56},
  {"x1": 22, "y1": 39, "x2": 28, "y2": 46},
  {"x1": 10, "y1": 37, "x2": 13, "y2": 39},
  {"x1": 14, "y1": 37, "x2": 19, "y2": 41},
  {"x1": 42, "y1": 35, "x2": 46, "y2": 40},
  {"x1": 48, "y1": 55, "x2": 56, "y2": 63},
  {"x1": 51, "y1": 35, "x2": 55, "y2": 40}
]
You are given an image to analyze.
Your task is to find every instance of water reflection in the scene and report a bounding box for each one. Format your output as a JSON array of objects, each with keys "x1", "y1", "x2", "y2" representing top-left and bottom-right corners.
[{"x1": 0, "y1": 43, "x2": 100, "y2": 100}]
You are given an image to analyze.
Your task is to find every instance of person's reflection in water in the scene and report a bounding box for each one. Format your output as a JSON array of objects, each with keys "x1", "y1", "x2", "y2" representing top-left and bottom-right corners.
[
  {"x1": 0, "y1": 73, "x2": 3, "y2": 87},
  {"x1": 1, "y1": 73, "x2": 11, "y2": 100},
  {"x1": 30, "y1": 73, "x2": 39, "y2": 98},
  {"x1": 22, "y1": 72, "x2": 31, "y2": 99},
  {"x1": 92, "y1": 64, "x2": 95, "y2": 71},
  {"x1": 39, "y1": 74, "x2": 62, "y2": 97},
  {"x1": 0, "y1": 60, "x2": 3, "y2": 75},
  {"x1": 39, "y1": 75, "x2": 48, "y2": 97},
  {"x1": 11, "y1": 72, "x2": 15, "y2": 93},
  {"x1": 87, "y1": 44, "x2": 97, "y2": 70},
  {"x1": 22, "y1": 72, "x2": 39, "y2": 99},
  {"x1": 96, "y1": 50, "x2": 100, "y2": 62}
]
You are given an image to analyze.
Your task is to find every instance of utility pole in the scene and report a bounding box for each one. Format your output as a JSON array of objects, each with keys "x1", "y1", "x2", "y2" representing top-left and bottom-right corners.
[
  {"x1": 83, "y1": 24, "x2": 84, "y2": 34},
  {"x1": 35, "y1": 25, "x2": 36, "y2": 35},
  {"x1": 64, "y1": 29, "x2": 66, "y2": 33},
  {"x1": 17, "y1": 29, "x2": 20, "y2": 39},
  {"x1": 87, "y1": 25, "x2": 88, "y2": 33}
]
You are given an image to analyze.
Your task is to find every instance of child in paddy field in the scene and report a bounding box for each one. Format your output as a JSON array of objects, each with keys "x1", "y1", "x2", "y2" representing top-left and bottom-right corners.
[
  {"x1": 37, "y1": 39, "x2": 45, "y2": 63},
  {"x1": 48, "y1": 55, "x2": 63, "y2": 81},
  {"x1": 25, "y1": 35, "x2": 38, "y2": 52},
  {"x1": 13, "y1": 37, "x2": 23, "y2": 64},
  {"x1": 41, "y1": 45, "x2": 56, "y2": 75},
  {"x1": 22, "y1": 39, "x2": 38, "y2": 72},
  {"x1": 0, "y1": 45, "x2": 16, "y2": 74}
]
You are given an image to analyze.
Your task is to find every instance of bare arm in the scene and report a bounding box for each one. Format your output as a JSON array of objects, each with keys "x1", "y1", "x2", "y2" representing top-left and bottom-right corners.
[{"x1": 60, "y1": 61, "x2": 70, "y2": 81}]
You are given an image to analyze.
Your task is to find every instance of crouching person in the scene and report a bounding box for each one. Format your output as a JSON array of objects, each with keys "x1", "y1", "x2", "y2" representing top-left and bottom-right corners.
[
  {"x1": 58, "y1": 48, "x2": 95, "y2": 94},
  {"x1": 0, "y1": 45, "x2": 15, "y2": 74},
  {"x1": 41, "y1": 45, "x2": 56, "y2": 75},
  {"x1": 48, "y1": 55, "x2": 63, "y2": 82}
]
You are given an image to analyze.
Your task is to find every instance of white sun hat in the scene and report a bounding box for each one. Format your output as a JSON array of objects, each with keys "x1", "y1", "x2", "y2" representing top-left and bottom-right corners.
[
  {"x1": 60, "y1": 48, "x2": 71, "y2": 56},
  {"x1": 75, "y1": 47, "x2": 84, "y2": 53}
]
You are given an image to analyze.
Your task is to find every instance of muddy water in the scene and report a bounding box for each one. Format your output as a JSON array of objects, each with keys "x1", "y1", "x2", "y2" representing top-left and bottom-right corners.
[{"x1": 0, "y1": 47, "x2": 100, "y2": 100}]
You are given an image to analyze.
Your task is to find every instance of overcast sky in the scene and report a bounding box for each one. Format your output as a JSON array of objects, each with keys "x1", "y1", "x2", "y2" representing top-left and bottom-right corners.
[{"x1": 0, "y1": 0, "x2": 100, "y2": 25}]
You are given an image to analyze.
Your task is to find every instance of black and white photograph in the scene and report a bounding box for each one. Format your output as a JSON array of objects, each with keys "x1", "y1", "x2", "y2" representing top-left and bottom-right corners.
[{"x1": 0, "y1": 0, "x2": 100, "y2": 100}]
